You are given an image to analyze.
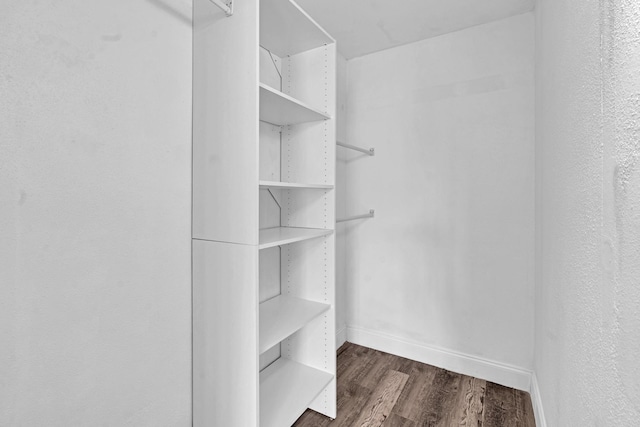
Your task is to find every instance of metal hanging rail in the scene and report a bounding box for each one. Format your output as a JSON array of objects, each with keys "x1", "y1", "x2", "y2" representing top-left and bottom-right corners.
[
  {"x1": 209, "y1": 0, "x2": 233, "y2": 16},
  {"x1": 337, "y1": 141, "x2": 375, "y2": 156},
  {"x1": 337, "y1": 210, "x2": 375, "y2": 223}
]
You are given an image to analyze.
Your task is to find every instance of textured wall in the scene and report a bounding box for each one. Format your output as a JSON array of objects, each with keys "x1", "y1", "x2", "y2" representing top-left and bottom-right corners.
[
  {"x1": 535, "y1": 0, "x2": 640, "y2": 424},
  {"x1": 0, "y1": 0, "x2": 192, "y2": 425},
  {"x1": 345, "y1": 13, "x2": 535, "y2": 371}
]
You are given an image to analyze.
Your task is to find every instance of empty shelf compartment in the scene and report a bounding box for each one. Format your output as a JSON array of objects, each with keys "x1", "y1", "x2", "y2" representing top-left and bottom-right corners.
[{"x1": 260, "y1": 295, "x2": 330, "y2": 354}]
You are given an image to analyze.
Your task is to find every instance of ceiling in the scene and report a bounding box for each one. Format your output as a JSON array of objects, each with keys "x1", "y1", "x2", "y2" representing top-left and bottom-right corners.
[{"x1": 295, "y1": 0, "x2": 535, "y2": 59}]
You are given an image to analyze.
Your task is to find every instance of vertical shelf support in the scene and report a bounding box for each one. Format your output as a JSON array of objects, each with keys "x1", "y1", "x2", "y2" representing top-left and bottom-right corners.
[{"x1": 209, "y1": 0, "x2": 233, "y2": 16}]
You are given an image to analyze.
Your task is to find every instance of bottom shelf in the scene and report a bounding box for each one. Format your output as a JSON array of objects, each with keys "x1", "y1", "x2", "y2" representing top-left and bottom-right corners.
[{"x1": 260, "y1": 358, "x2": 333, "y2": 427}]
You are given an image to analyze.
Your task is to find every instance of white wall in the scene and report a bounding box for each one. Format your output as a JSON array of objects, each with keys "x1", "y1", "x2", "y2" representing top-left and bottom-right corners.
[
  {"x1": 0, "y1": 1, "x2": 192, "y2": 425},
  {"x1": 344, "y1": 13, "x2": 535, "y2": 380},
  {"x1": 535, "y1": 0, "x2": 640, "y2": 424}
]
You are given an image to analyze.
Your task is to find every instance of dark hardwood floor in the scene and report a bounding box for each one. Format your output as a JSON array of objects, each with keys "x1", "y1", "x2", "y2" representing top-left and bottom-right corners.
[{"x1": 294, "y1": 343, "x2": 536, "y2": 427}]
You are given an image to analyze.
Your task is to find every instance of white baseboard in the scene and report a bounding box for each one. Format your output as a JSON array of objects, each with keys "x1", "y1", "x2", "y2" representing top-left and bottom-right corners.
[
  {"x1": 346, "y1": 326, "x2": 532, "y2": 392},
  {"x1": 336, "y1": 326, "x2": 347, "y2": 349},
  {"x1": 530, "y1": 372, "x2": 547, "y2": 427}
]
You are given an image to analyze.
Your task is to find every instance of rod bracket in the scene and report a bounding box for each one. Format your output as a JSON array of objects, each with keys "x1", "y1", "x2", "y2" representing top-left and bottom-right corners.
[{"x1": 209, "y1": 0, "x2": 233, "y2": 16}]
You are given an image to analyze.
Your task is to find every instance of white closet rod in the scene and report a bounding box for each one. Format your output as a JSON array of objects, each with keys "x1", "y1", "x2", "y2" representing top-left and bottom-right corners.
[
  {"x1": 337, "y1": 210, "x2": 375, "y2": 223},
  {"x1": 209, "y1": 0, "x2": 233, "y2": 16},
  {"x1": 337, "y1": 141, "x2": 375, "y2": 156}
]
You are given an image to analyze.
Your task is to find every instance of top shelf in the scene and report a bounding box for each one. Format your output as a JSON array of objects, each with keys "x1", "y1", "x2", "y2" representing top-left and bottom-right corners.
[{"x1": 260, "y1": 0, "x2": 334, "y2": 57}]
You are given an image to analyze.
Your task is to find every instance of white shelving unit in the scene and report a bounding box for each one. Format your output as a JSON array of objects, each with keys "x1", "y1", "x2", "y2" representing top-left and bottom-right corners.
[{"x1": 193, "y1": 0, "x2": 337, "y2": 425}]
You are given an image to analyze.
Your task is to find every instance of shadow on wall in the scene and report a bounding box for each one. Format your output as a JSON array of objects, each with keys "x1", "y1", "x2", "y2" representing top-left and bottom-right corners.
[{"x1": 145, "y1": 0, "x2": 192, "y2": 25}]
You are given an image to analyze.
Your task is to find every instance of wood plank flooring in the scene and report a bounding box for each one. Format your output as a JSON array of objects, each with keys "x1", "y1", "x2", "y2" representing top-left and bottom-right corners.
[{"x1": 293, "y1": 343, "x2": 536, "y2": 427}]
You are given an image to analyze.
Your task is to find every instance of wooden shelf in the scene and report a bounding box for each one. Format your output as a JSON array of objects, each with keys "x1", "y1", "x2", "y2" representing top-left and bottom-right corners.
[
  {"x1": 260, "y1": 295, "x2": 330, "y2": 354},
  {"x1": 260, "y1": 0, "x2": 334, "y2": 57},
  {"x1": 260, "y1": 83, "x2": 330, "y2": 126},
  {"x1": 260, "y1": 180, "x2": 333, "y2": 190},
  {"x1": 259, "y1": 227, "x2": 332, "y2": 250},
  {"x1": 260, "y1": 358, "x2": 333, "y2": 427}
]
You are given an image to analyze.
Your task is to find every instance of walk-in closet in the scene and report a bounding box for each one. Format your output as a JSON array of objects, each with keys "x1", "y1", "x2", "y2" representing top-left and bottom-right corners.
[{"x1": 4, "y1": 0, "x2": 640, "y2": 426}]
